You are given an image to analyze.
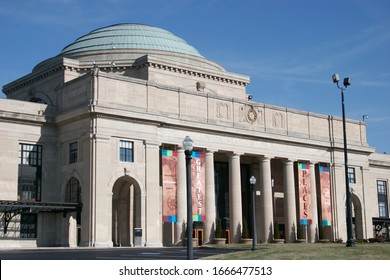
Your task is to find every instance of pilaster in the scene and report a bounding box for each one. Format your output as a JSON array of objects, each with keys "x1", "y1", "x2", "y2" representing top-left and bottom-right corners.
[{"x1": 144, "y1": 141, "x2": 162, "y2": 246}]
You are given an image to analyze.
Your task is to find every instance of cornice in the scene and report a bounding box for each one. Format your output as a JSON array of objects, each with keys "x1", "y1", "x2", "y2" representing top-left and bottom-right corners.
[
  {"x1": 3, "y1": 52, "x2": 250, "y2": 96},
  {"x1": 3, "y1": 66, "x2": 64, "y2": 94},
  {"x1": 134, "y1": 55, "x2": 250, "y2": 87},
  {"x1": 3, "y1": 57, "x2": 88, "y2": 95},
  {"x1": 0, "y1": 116, "x2": 52, "y2": 127}
]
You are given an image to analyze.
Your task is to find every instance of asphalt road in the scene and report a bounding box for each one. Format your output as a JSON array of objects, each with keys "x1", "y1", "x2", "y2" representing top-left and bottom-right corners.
[{"x1": 0, "y1": 246, "x2": 241, "y2": 260}]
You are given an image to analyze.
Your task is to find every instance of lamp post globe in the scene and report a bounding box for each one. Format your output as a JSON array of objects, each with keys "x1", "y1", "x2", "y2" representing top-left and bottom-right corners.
[
  {"x1": 250, "y1": 176, "x2": 256, "y2": 185},
  {"x1": 182, "y1": 136, "x2": 194, "y2": 154}
]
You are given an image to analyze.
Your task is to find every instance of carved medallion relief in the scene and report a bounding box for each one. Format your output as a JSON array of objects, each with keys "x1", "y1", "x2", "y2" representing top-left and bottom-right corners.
[{"x1": 239, "y1": 105, "x2": 264, "y2": 125}]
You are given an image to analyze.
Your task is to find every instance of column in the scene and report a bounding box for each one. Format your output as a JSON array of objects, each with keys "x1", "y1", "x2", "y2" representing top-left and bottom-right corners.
[
  {"x1": 175, "y1": 149, "x2": 186, "y2": 244},
  {"x1": 283, "y1": 159, "x2": 297, "y2": 243},
  {"x1": 129, "y1": 184, "x2": 134, "y2": 246},
  {"x1": 204, "y1": 150, "x2": 216, "y2": 244},
  {"x1": 68, "y1": 213, "x2": 77, "y2": 247},
  {"x1": 229, "y1": 153, "x2": 242, "y2": 243},
  {"x1": 113, "y1": 203, "x2": 118, "y2": 246},
  {"x1": 259, "y1": 156, "x2": 274, "y2": 243},
  {"x1": 309, "y1": 162, "x2": 319, "y2": 243}
]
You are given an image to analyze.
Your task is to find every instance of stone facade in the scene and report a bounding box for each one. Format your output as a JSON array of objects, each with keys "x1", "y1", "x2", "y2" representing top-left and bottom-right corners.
[{"x1": 0, "y1": 24, "x2": 389, "y2": 248}]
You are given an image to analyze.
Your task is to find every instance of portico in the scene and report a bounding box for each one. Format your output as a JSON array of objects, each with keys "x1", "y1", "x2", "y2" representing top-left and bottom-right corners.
[{"x1": 160, "y1": 143, "x2": 331, "y2": 245}]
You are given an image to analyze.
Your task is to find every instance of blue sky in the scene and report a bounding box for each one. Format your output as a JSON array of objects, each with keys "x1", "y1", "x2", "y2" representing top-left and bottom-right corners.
[{"x1": 1, "y1": 0, "x2": 389, "y2": 153}]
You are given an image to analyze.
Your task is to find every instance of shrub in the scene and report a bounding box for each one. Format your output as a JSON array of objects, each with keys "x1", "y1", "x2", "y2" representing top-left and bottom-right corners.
[
  {"x1": 242, "y1": 218, "x2": 250, "y2": 239},
  {"x1": 274, "y1": 220, "x2": 281, "y2": 239},
  {"x1": 215, "y1": 219, "x2": 223, "y2": 238},
  {"x1": 297, "y1": 224, "x2": 303, "y2": 239}
]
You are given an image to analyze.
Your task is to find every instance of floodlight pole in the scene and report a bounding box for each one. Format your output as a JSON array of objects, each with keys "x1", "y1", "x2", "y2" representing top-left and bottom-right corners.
[{"x1": 332, "y1": 74, "x2": 355, "y2": 247}]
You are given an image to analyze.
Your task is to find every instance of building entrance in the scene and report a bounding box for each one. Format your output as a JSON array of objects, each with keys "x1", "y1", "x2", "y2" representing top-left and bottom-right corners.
[{"x1": 112, "y1": 176, "x2": 141, "y2": 247}]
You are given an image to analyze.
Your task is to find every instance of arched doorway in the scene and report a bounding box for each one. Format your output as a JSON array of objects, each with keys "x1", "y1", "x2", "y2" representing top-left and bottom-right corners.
[
  {"x1": 65, "y1": 177, "x2": 82, "y2": 247},
  {"x1": 112, "y1": 176, "x2": 141, "y2": 247},
  {"x1": 351, "y1": 192, "x2": 364, "y2": 240}
]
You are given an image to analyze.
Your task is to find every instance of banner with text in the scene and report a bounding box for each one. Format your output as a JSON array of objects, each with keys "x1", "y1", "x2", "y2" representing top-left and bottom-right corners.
[
  {"x1": 191, "y1": 152, "x2": 206, "y2": 222},
  {"x1": 298, "y1": 163, "x2": 312, "y2": 225},
  {"x1": 162, "y1": 150, "x2": 178, "y2": 222},
  {"x1": 319, "y1": 166, "x2": 332, "y2": 226}
]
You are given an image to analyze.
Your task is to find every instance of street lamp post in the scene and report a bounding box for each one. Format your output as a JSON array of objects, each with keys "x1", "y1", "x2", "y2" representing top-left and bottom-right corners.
[
  {"x1": 332, "y1": 74, "x2": 355, "y2": 247},
  {"x1": 182, "y1": 136, "x2": 194, "y2": 259},
  {"x1": 250, "y1": 175, "x2": 257, "y2": 251}
]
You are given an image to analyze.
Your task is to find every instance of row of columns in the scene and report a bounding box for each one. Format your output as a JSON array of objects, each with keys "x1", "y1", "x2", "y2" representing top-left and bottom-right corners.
[{"x1": 174, "y1": 149, "x2": 320, "y2": 244}]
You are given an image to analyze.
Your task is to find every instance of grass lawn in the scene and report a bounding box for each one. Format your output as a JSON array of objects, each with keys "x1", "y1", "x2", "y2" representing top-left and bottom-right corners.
[{"x1": 201, "y1": 242, "x2": 390, "y2": 260}]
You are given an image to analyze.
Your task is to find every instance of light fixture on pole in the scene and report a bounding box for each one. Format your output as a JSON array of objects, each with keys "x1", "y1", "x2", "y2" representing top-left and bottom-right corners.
[
  {"x1": 332, "y1": 73, "x2": 355, "y2": 247},
  {"x1": 182, "y1": 136, "x2": 194, "y2": 259},
  {"x1": 249, "y1": 175, "x2": 257, "y2": 251}
]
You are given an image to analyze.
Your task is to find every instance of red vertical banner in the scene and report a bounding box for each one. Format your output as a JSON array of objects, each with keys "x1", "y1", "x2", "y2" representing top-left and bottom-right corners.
[
  {"x1": 319, "y1": 166, "x2": 332, "y2": 226},
  {"x1": 191, "y1": 152, "x2": 206, "y2": 222},
  {"x1": 162, "y1": 150, "x2": 178, "y2": 222},
  {"x1": 298, "y1": 163, "x2": 312, "y2": 225}
]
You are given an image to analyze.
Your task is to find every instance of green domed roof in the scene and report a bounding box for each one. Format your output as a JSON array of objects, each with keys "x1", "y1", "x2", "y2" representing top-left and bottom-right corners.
[{"x1": 61, "y1": 23, "x2": 203, "y2": 58}]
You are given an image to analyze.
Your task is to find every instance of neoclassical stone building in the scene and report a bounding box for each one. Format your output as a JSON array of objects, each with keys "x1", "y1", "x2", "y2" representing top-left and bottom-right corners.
[{"x1": 0, "y1": 24, "x2": 389, "y2": 248}]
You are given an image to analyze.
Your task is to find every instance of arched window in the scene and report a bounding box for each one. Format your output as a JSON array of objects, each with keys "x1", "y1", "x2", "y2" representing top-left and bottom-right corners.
[{"x1": 65, "y1": 177, "x2": 81, "y2": 203}]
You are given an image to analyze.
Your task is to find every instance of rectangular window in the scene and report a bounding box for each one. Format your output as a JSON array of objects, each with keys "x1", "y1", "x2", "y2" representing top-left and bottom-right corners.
[
  {"x1": 377, "y1": 180, "x2": 388, "y2": 218},
  {"x1": 348, "y1": 167, "x2": 356, "y2": 184},
  {"x1": 69, "y1": 142, "x2": 78, "y2": 164},
  {"x1": 20, "y1": 214, "x2": 37, "y2": 238},
  {"x1": 19, "y1": 143, "x2": 42, "y2": 166},
  {"x1": 18, "y1": 144, "x2": 42, "y2": 201},
  {"x1": 120, "y1": 140, "x2": 133, "y2": 162}
]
